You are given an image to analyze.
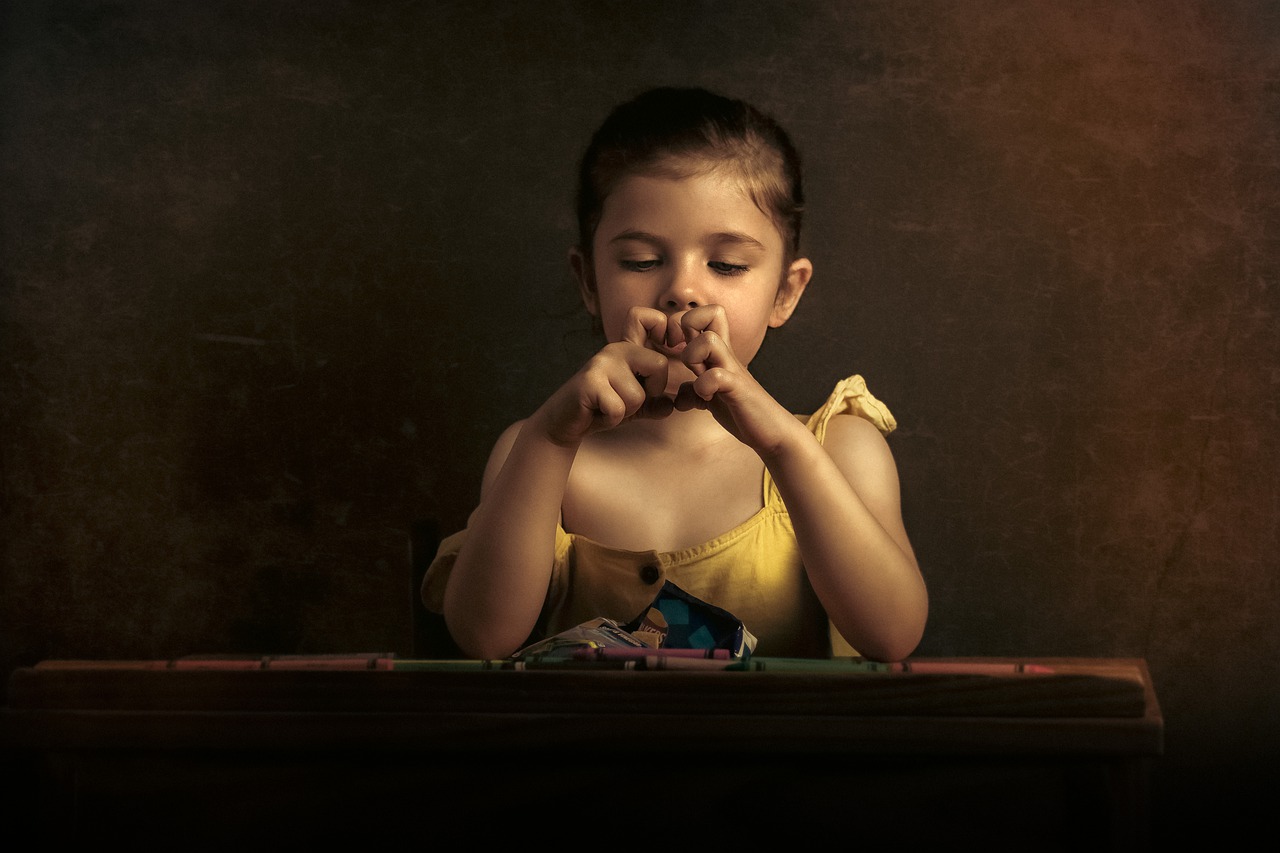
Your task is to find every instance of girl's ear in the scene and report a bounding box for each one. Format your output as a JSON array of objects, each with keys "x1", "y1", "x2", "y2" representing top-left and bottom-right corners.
[
  {"x1": 769, "y1": 257, "x2": 812, "y2": 327},
  {"x1": 570, "y1": 247, "x2": 600, "y2": 316}
]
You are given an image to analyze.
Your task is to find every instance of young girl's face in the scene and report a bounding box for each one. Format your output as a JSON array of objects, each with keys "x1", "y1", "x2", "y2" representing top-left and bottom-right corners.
[{"x1": 575, "y1": 168, "x2": 810, "y2": 390}]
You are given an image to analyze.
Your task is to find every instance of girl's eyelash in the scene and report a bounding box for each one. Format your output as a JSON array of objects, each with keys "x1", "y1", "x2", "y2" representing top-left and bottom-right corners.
[{"x1": 618, "y1": 259, "x2": 749, "y2": 275}]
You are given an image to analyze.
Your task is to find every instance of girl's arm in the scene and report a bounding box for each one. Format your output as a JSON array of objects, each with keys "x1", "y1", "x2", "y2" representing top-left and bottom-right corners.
[
  {"x1": 761, "y1": 412, "x2": 927, "y2": 662},
  {"x1": 442, "y1": 340, "x2": 671, "y2": 659},
  {"x1": 675, "y1": 309, "x2": 926, "y2": 662},
  {"x1": 442, "y1": 419, "x2": 575, "y2": 659}
]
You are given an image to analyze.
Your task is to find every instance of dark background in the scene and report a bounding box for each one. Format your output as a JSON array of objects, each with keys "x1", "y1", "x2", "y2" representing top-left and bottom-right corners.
[{"x1": 2, "y1": 0, "x2": 1276, "y2": 843}]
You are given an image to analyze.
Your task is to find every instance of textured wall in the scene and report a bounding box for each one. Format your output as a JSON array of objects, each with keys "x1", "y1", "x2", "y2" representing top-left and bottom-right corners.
[{"x1": 2, "y1": 0, "x2": 1277, "y2": 841}]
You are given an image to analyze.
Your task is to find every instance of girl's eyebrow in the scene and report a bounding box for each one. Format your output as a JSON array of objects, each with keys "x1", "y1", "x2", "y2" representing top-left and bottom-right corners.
[
  {"x1": 707, "y1": 231, "x2": 766, "y2": 250},
  {"x1": 609, "y1": 229, "x2": 766, "y2": 250},
  {"x1": 609, "y1": 229, "x2": 663, "y2": 245}
]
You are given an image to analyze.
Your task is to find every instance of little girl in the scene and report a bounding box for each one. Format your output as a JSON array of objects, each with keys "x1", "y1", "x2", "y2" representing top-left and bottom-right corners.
[{"x1": 423, "y1": 87, "x2": 926, "y2": 661}]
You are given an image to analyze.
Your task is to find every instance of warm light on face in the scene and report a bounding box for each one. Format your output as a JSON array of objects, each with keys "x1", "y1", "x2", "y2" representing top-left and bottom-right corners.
[{"x1": 584, "y1": 171, "x2": 795, "y2": 384}]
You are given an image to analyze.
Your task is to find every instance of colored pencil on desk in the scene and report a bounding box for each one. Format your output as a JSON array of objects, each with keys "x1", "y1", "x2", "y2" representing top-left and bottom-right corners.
[
  {"x1": 32, "y1": 654, "x2": 400, "y2": 671},
  {"x1": 569, "y1": 647, "x2": 732, "y2": 662},
  {"x1": 28, "y1": 655, "x2": 1054, "y2": 675},
  {"x1": 388, "y1": 659, "x2": 637, "y2": 671},
  {"x1": 901, "y1": 661, "x2": 1055, "y2": 675},
  {"x1": 728, "y1": 658, "x2": 1054, "y2": 674},
  {"x1": 725, "y1": 657, "x2": 893, "y2": 672},
  {"x1": 637, "y1": 655, "x2": 736, "y2": 670}
]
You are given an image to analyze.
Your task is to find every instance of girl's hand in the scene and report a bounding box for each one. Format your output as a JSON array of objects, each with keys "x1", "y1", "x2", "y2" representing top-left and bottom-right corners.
[
  {"x1": 670, "y1": 305, "x2": 797, "y2": 454},
  {"x1": 530, "y1": 328, "x2": 673, "y2": 447}
]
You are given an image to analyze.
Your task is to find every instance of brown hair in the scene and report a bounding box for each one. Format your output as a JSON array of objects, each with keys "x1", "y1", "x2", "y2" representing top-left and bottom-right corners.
[{"x1": 575, "y1": 87, "x2": 805, "y2": 263}]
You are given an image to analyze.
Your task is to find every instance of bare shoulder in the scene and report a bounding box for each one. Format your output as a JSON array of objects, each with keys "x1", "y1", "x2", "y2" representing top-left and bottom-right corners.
[
  {"x1": 824, "y1": 412, "x2": 895, "y2": 463},
  {"x1": 479, "y1": 419, "x2": 529, "y2": 495},
  {"x1": 823, "y1": 413, "x2": 916, "y2": 563},
  {"x1": 822, "y1": 414, "x2": 903, "y2": 504}
]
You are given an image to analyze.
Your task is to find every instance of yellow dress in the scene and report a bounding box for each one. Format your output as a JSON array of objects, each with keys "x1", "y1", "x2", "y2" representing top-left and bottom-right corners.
[{"x1": 422, "y1": 375, "x2": 897, "y2": 658}]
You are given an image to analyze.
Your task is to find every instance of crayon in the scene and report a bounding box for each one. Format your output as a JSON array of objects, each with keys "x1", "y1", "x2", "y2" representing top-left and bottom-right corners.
[
  {"x1": 730, "y1": 658, "x2": 1053, "y2": 674},
  {"x1": 725, "y1": 657, "x2": 892, "y2": 672},
  {"x1": 389, "y1": 655, "x2": 736, "y2": 671},
  {"x1": 29, "y1": 656, "x2": 1054, "y2": 676},
  {"x1": 387, "y1": 659, "x2": 517, "y2": 671},
  {"x1": 900, "y1": 661, "x2": 1054, "y2": 675},
  {"x1": 638, "y1": 655, "x2": 736, "y2": 671},
  {"x1": 388, "y1": 659, "x2": 637, "y2": 671},
  {"x1": 569, "y1": 647, "x2": 731, "y2": 662}
]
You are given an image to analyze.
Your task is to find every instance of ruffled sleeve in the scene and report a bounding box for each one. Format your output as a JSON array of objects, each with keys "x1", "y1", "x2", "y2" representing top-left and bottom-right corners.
[
  {"x1": 805, "y1": 374, "x2": 897, "y2": 442},
  {"x1": 765, "y1": 373, "x2": 897, "y2": 504}
]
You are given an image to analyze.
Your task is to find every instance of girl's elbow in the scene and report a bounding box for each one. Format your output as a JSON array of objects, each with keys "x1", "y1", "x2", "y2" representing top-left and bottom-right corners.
[
  {"x1": 446, "y1": 619, "x2": 522, "y2": 661},
  {"x1": 868, "y1": 626, "x2": 925, "y2": 664},
  {"x1": 442, "y1": 602, "x2": 525, "y2": 661},
  {"x1": 852, "y1": 602, "x2": 928, "y2": 663},
  {"x1": 878, "y1": 583, "x2": 930, "y2": 661}
]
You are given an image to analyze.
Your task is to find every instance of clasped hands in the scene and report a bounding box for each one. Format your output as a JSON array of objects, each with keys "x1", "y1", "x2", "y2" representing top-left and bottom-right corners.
[{"x1": 535, "y1": 305, "x2": 790, "y2": 450}]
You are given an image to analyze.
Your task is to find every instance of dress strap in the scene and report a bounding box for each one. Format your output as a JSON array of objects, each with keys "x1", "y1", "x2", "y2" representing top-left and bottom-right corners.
[{"x1": 762, "y1": 374, "x2": 897, "y2": 507}]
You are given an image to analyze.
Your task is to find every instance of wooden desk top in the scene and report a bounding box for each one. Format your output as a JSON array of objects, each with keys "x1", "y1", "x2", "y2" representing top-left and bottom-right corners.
[
  {"x1": 1, "y1": 656, "x2": 1165, "y2": 853},
  {"x1": 0, "y1": 653, "x2": 1162, "y2": 753},
  {"x1": 2, "y1": 656, "x2": 1162, "y2": 757}
]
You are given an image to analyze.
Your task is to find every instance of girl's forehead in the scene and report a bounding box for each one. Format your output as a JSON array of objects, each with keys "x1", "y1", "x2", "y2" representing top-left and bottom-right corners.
[{"x1": 597, "y1": 171, "x2": 782, "y2": 244}]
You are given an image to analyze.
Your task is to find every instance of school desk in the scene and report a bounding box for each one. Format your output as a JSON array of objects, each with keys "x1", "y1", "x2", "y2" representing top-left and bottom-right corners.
[{"x1": 1, "y1": 657, "x2": 1162, "y2": 849}]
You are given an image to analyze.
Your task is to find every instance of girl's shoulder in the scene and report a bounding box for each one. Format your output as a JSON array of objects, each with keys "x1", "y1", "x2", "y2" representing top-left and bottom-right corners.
[
  {"x1": 821, "y1": 412, "x2": 903, "y2": 510},
  {"x1": 492, "y1": 418, "x2": 528, "y2": 452},
  {"x1": 479, "y1": 418, "x2": 531, "y2": 492},
  {"x1": 822, "y1": 411, "x2": 893, "y2": 455}
]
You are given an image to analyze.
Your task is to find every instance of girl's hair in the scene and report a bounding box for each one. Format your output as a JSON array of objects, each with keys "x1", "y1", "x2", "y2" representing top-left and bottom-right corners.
[{"x1": 575, "y1": 87, "x2": 805, "y2": 263}]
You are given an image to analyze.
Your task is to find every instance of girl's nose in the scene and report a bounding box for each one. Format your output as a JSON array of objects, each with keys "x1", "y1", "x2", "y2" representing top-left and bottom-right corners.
[{"x1": 660, "y1": 263, "x2": 702, "y2": 311}]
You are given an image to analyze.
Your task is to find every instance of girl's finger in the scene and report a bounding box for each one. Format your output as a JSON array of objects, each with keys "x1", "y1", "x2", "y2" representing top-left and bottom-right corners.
[
  {"x1": 623, "y1": 307, "x2": 669, "y2": 350},
  {"x1": 636, "y1": 394, "x2": 675, "y2": 420},
  {"x1": 626, "y1": 345, "x2": 670, "y2": 399},
  {"x1": 590, "y1": 388, "x2": 628, "y2": 429},
  {"x1": 682, "y1": 329, "x2": 737, "y2": 376},
  {"x1": 678, "y1": 304, "x2": 731, "y2": 346},
  {"x1": 673, "y1": 381, "x2": 708, "y2": 412},
  {"x1": 691, "y1": 366, "x2": 733, "y2": 402},
  {"x1": 587, "y1": 343, "x2": 668, "y2": 428}
]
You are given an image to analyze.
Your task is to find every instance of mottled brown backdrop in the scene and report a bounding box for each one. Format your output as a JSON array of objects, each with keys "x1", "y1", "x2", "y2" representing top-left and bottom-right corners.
[{"x1": 2, "y1": 0, "x2": 1276, "y2": 842}]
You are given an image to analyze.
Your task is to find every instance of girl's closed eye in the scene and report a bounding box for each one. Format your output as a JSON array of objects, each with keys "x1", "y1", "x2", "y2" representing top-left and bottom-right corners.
[
  {"x1": 620, "y1": 257, "x2": 661, "y2": 272},
  {"x1": 709, "y1": 260, "x2": 750, "y2": 276}
]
